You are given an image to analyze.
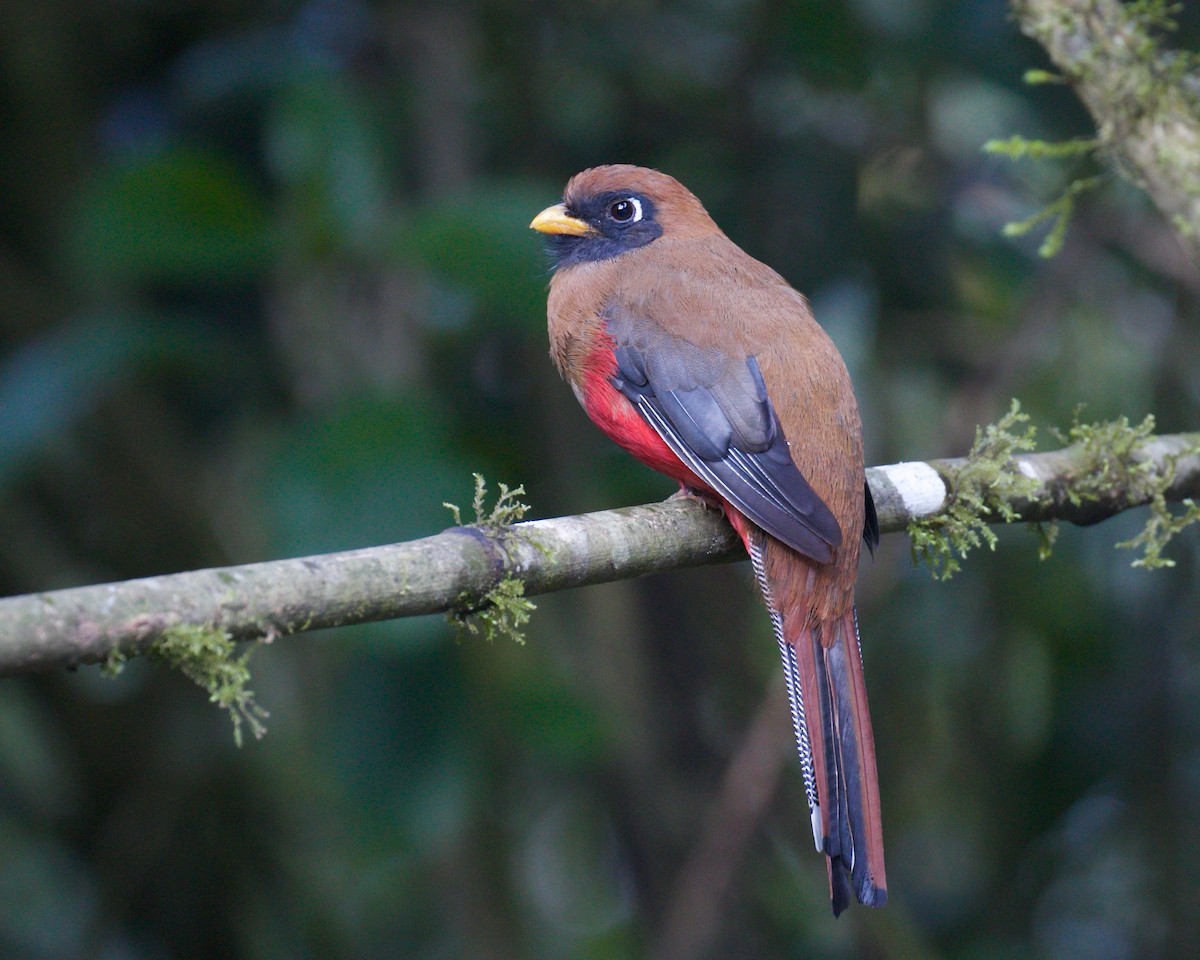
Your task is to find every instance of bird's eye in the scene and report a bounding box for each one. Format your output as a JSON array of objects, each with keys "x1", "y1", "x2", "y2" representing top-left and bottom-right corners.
[{"x1": 608, "y1": 197, "x2": 643, "y2": 223}]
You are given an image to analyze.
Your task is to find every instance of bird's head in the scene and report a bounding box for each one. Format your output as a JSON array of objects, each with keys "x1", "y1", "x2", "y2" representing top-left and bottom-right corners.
[{"x1": 530, "y1": 164, "x2": 720, "y2": 270}]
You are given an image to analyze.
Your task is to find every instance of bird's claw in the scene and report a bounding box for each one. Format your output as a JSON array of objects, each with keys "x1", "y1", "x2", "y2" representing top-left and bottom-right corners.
[{"x1": 668, "y1": 484, "x2": 725, "y2": 515}]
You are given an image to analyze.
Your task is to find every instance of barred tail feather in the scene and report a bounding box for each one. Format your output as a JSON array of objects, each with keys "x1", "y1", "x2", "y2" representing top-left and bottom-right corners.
[{"x1": 749, "y1": 537, "x2": 823, "y2": 849}]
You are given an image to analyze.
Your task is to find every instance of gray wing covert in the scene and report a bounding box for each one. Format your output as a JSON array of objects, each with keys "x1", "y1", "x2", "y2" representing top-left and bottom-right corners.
[{"x1": 605, "y1": 306, "x2": 842, "y2": 563}]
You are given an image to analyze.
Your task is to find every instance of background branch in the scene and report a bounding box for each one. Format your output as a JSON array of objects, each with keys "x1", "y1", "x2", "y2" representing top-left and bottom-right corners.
[
  {"x1": 1012, "y1": 0, "x2": 1200, "y2": 259},
  {"x1": 3, "y1": 431, "x2": 1198, "y2": 675}
]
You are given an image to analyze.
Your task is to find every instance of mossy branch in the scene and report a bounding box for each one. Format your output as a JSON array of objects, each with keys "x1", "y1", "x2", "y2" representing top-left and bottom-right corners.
[
  {"x1": 908, "y1": 405, "x2": 1200, "y2": 578},
  {"x1": 3, "y1": 420, "x2": 1199, "y2": 678},
  {"x1": 908, "y1": 400, "x2": 1040, "y2": 579},
  {"x1": 1009, "y1": 0, "x2": 1200, "y2": 258},
  {"x1": 443, "y1": 474, "x2": 537, "y2": 644}
]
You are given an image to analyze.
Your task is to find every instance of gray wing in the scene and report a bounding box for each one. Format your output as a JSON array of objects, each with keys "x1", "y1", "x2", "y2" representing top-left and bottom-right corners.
[{"x1": 606, "y1": 309, "x2": 842, "y2": 564}]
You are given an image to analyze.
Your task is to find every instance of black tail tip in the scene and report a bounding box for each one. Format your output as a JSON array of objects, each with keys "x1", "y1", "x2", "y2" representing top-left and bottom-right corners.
[
  {"x1": 829, "y1": 859, "x2": 888, "y2": 917},
  {"x1": 830, "y1": 866, "x2": 854, "y2": 917},
  {"x1": 856, "y1": 880, "x2": 888, "y2": 909}
]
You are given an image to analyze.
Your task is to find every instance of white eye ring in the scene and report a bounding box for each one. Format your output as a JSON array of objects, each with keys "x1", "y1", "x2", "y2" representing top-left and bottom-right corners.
[{"x1": 609, "y1": 197, "x2": 643, "y2": 223}]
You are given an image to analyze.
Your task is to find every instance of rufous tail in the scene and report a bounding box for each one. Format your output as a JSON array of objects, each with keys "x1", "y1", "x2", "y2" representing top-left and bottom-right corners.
[{"x1": 748, "y1": 539, "x2": 887, "y2": 916}]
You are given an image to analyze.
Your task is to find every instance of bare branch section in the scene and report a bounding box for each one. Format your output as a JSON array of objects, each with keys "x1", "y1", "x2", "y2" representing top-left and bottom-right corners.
[
  {"x1": 1011, "y1": 0, "x2": 1200, "y2": 257},
  {"x1": 2, "y1": 431, "x2": 1199, "y2": 675},
  {"x1": 0, "y1": 501, "x2": 740, "y2": 674}
]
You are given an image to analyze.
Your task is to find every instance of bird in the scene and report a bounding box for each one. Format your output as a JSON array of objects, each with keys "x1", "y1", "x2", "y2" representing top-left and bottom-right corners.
[{"x1": 530, "y1": 165, "x2": 885, "y2": 915}]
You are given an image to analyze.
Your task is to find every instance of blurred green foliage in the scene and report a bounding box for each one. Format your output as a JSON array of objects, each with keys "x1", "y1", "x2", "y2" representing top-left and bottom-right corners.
[
  {"x1": 1, "y1": 1, "x2": 1199, "y2": 958},
  {"x1": 70, "y1": 147, "x2": 274, "y2": 284}
]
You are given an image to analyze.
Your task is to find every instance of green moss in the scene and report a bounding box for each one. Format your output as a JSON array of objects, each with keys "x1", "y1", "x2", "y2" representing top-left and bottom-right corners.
[
  {"x1": 150, "y1": 625, "x2": 269, "y2": 747},
  {"x1": 911, "y1": 404, "x2": 1200, "y2": 577},
  {"x1": 1059, "y1": 411, "x2": 1200, "y2": 568},
  {"x1": 1022, "y1": 69, "x2": 1066, "y2": 86},
  {"x1": 909, "y1": 399, "x2": 1039, "y2": 580},
  {"x1": 1031, "y1": 520, "x2": 1060, "y2": 562},
  {"x1": 1001, "y1": 0, "x2": 1200, "y2": 252},
  {"x1": 1053, "y1": 411, "x2": 1159, "y2": 505},
  {"x1": 101, "y1": 646, "x2": 128, "y2": 678},
  {"x1": 1128, "y1": 1, "x2": 1185, "y2": 36},
  {"x1": 983, "y1": 135, "x2": 1099, "y2": 160},
  {"x1": 983, "y1": 129, "x2": 1103, "y2": 259},
  {"x1": 443, "y1": 472, "x2": 529, "y2": 528},
  {"x1": 449, "y1": 577, "x2": 536, "y2": 645},
  {"x1": 444, "y1": 474, "x2": 537, "y2": 644},
  {"x1": 1120, "y1": 496, "x2": 1200, "y2": 568}
]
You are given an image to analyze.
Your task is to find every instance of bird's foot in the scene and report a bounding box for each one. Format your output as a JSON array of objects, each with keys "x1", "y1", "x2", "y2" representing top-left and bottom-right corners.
[{"x1": 667, "y1": 484, "x2": 725, "y2": 515}]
